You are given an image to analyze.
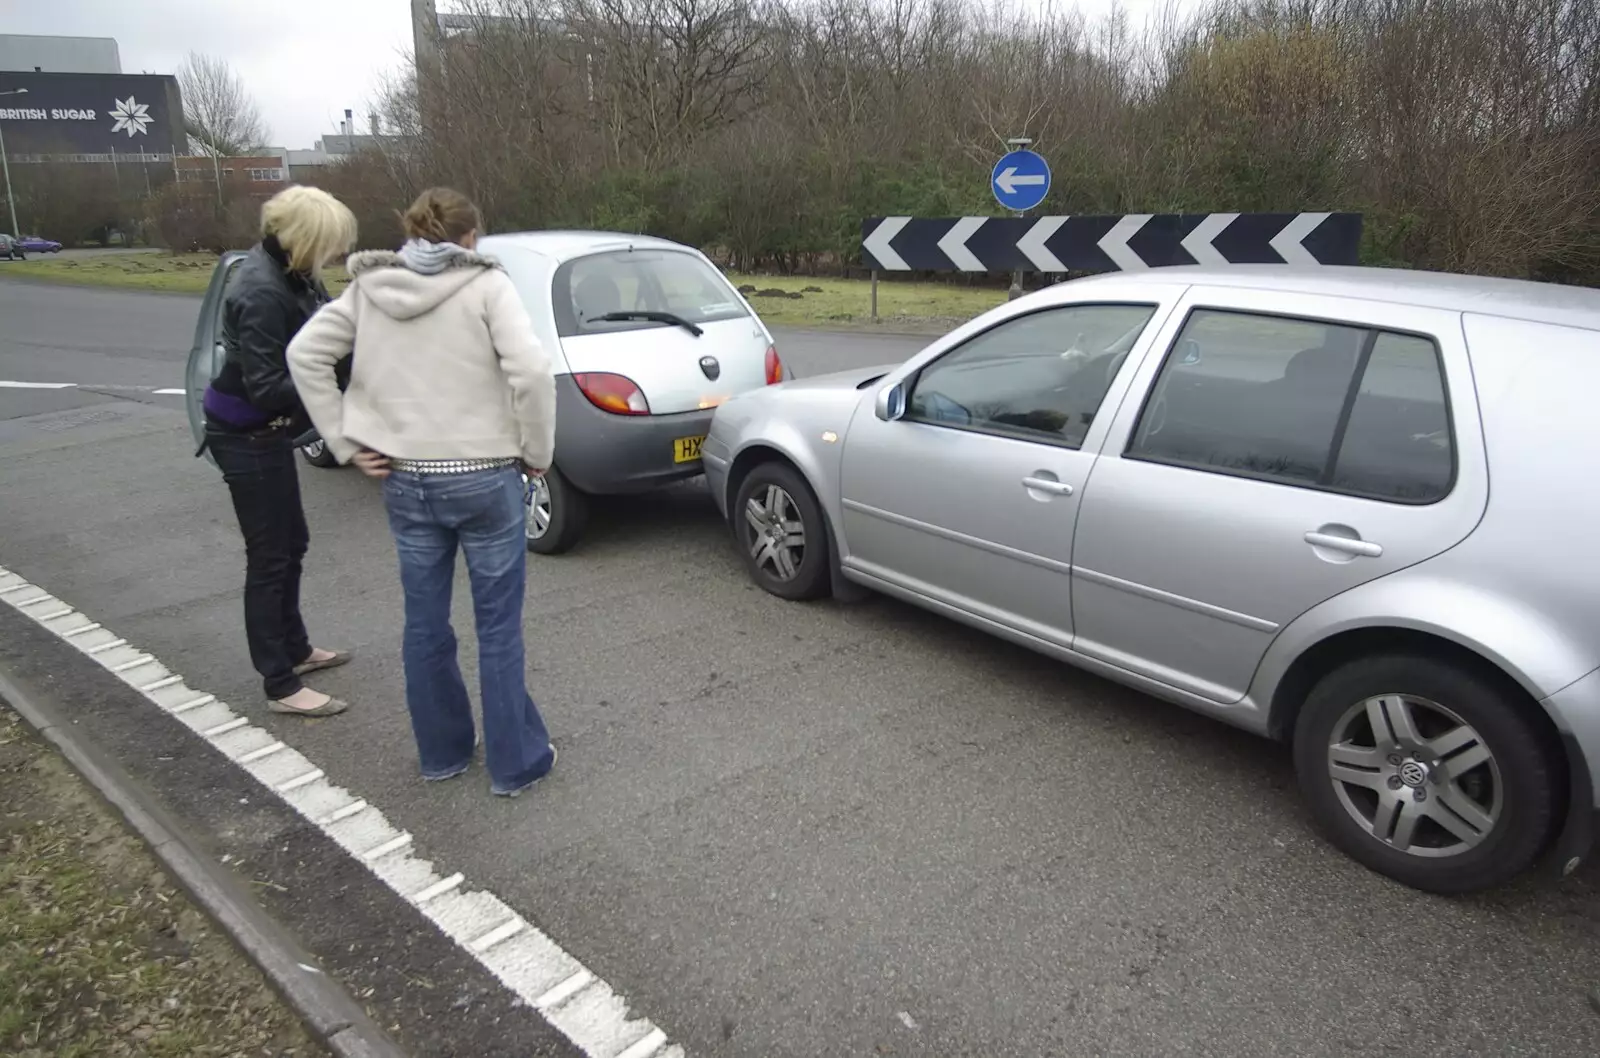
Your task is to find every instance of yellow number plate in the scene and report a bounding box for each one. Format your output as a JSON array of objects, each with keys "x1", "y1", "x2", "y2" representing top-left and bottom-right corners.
[{"x1": 673, "y1": 435, "x2": 706, "y2": 463}]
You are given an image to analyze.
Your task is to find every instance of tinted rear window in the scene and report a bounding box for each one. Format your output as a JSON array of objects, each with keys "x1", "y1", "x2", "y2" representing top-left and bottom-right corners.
[{"x1": 552, "y1": 250, "x2": 748, "y2": 338}]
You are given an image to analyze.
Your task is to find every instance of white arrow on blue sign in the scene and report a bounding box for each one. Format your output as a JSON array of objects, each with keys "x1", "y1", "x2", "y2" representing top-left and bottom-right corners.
[{"x1": 991, "y1": 149, "x2": 1051, "y2": 212}]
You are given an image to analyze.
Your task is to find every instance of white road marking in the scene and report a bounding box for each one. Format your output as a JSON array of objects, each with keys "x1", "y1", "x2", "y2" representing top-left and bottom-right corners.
[
  {"x1": 362, "y1": 832, "x2": 414, "y2": 861},
  {"x1": 321, "y1": 799, "x2": 369, "y2": 825},
  {"x1": 537, "y1": 969, "x2": 597, "y2": 1010},
  {"x1": 171, "y1": 693, "x2": 216, "y2": 714},
  {"x1": 0, "y1": 567, "x2": 687, "y2": 1058},
  {"x1": 202, "y1": 716, "x2": 250, "y2": 738},
  {"x1": 238, "y1": 741, "x2": 286, "y2": 764},
  {"x1": 0, "y1": 380, "x2": 186, "y2": 394},
  {"x1": 277, "y1": 769, "x2": 325, "y2": 793},
  {"x1": 469, "y1": 918, "x2": 528, "y2": 953},
  {"x1": 618, "y1": 1029, "x2": 669, "y2": 1058},
  {"x1": 413, "y1": 872, "x2": 465, "y2": 904}
]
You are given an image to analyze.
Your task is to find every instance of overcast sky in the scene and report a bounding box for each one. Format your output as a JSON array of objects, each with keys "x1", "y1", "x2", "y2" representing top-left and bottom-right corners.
[{"x1": 7, "y1": 0, "x2": 1179, "y2": 150}]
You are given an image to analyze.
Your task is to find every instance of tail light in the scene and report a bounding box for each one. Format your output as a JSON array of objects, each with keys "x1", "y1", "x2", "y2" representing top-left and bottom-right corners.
[
  {"x1": 765, "y1": 345, "x2": 784, "y2": 385},
  {"x1": 575, "y1": 372, "x2": 650, "y2": 415}
]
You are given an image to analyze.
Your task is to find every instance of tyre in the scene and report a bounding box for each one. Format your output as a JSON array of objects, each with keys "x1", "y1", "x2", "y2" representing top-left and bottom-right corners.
[
  {"x1": 732, "y1": 461, "x2": 831, "y2": 601},
  {"x1": 525, "y1": 466, "x2": 588, "y2": 555},
  {"x1": 1292, "y1": 653, "x2": 1561, "y2": 894},
  {"x1": 298, "y1": 439, "x2": 339, "y2": 468}
]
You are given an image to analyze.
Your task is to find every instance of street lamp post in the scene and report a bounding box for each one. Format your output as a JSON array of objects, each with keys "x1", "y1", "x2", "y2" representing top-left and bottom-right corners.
[{"x1": 0, "y1": 88, "x2": 25, "y2": 237}]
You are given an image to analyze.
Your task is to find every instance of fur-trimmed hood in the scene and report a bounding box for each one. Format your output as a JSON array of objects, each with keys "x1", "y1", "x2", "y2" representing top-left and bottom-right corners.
[{"x1": 342, "y1": 248, "x2": 503, "y2": 321}]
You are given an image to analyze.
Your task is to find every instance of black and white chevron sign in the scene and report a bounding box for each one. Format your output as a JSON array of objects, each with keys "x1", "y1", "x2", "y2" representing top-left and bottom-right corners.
[{"x1": 860, "y1": 212, "x2": 1362, "y2": 272}]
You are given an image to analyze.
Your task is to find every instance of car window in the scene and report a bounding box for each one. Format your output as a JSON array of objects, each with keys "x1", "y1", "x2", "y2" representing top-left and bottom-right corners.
[
  {"x1": 551, "y1": 250, "x2": 748, "y2": 337},
  {"x1": 1327, "y1": 332, "x2": 1453, "y2": 501},
  {"x1": 906, "y1": 303, "x2": 1158, "y2": 449},
  {"x1": 1127, "y1": 309, "x2": 1454, "y2": 503}
]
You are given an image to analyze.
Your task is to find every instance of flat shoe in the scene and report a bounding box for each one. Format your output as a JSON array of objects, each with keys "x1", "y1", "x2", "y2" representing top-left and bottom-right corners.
[
  {"x1": 268, "y1": 695, "x2": 349, "y2": 717},
  {"x1": 294, "y1": 650, "x2": 353, "y2": 676}
]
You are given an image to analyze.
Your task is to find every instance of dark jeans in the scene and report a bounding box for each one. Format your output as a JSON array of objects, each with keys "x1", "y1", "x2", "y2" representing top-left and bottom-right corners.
[
  {"x1": 382, "y1": 466, "x2": 554, "y2": 793},
  {"x1": 208, "y1": 428, "x2": 311, "y2": 700}
]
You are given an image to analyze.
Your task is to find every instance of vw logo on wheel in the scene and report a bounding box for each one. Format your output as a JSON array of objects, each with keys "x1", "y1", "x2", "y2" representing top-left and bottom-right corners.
[
  {"x1": 1398, "y1": 760, "x2": 1429, "y2": 788},
  {"x1": 699, "y1": 355, "x2": 721, "y2": 381}
]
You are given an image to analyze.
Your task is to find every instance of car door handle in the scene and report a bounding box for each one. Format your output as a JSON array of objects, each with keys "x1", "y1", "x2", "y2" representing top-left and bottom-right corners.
[
  {"x1": 1022, "y1": 476, "x2": 1074, "y2": 496},
  {"x1": 1304, "y1": 531, "x2": 1383, "y2": 558}
]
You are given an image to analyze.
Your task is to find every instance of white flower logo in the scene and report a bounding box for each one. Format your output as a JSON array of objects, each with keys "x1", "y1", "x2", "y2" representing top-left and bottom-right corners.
[{"x1": 109, "y1": 96, "x2": 152, "y2": 137}]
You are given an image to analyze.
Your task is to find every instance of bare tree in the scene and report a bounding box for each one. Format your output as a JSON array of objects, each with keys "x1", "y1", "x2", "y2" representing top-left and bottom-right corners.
[{"x1": 177, "y1": 52, "x2": 268, "y2": 156}]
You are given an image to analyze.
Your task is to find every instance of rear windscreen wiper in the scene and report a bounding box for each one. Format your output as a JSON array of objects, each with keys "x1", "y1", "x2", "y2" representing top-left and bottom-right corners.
[{"x1": 596, "y1": 311, "x2": 703, "y2": 337}]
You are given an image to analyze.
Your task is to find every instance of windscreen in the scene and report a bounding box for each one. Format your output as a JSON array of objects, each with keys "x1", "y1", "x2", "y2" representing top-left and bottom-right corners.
[{"x1": 552, "y1": 250, "x2": 749, "y2": 337}]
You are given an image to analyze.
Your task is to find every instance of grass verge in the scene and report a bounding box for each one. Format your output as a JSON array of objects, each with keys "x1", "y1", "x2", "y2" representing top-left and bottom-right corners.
[
  {"x1": 0, "y1": 704, "x2": 326, "y2": 1058},
  {"x1": 0, "y1": 252, "x2": 1005, "y2": 330}
]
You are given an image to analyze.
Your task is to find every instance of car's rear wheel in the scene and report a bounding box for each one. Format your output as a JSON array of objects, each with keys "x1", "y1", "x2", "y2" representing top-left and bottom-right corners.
[
  {"x1": 298, "y1": 439, "x2": 339, "y2": 468},
  {"x1": 1292, "y1": 653, "x2": 1560, "y2": 894},
  {"x1": 526, "y1": 467, "x2": 588, "y2": 555},
  {"x1": 733, "y1": 462, "x2": 830, "y2": 601}
]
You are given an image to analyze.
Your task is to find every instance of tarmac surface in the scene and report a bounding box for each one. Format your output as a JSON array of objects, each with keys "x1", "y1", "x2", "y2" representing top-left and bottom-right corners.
[{"x1": 1, "y1": 277, "x2": 1598, "y2": 1057}]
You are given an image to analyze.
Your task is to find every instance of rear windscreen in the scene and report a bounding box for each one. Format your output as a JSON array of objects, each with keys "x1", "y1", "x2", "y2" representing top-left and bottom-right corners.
[{"x1": 552, "y1": 250, "x2": 748, "y2": 337}]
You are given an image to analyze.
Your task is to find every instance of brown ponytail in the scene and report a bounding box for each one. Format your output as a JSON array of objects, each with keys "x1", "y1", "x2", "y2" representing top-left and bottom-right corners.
[{"x1": 399, "y1": 187, "x2": 482, "y2": 245}]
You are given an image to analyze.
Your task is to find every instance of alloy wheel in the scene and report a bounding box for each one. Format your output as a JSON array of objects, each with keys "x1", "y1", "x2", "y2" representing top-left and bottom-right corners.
[
  {"x1": 744, "y1": 484, "x2": 805, "y2": 581},
  {"x1": 525, "y1": 474, "x2": 552, "y2": 540},
  {"x1": 301, "y1": 439, "x2": 327, "y2": 460},
  {"x1": 1326, "y1": 694, "x2": 1502, "y2": 858}
]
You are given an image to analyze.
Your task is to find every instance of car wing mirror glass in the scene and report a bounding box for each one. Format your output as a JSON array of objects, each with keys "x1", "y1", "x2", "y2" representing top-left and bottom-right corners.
[
  {"x1": 1180, "y1": 338, "x2": 1203, "y2": 365},
  {"x1": 875, "y1": 381, "x2": 906, "y2": 422}
]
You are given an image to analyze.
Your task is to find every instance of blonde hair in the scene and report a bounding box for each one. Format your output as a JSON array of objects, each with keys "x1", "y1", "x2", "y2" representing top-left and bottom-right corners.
[
  {"x1": 401, "y1": 187, "x2": 482, "y2": 245},
  {"x1": 260, "y1": 185, "x2": 357, "y2": 276}
]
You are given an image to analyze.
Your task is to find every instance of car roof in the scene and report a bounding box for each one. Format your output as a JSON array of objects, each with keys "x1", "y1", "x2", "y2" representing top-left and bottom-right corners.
[
  {"x1": 478, "y1": 230, "x2": 697, "y2": 265},
  {"x1": 1064, "y1": 264, "x2": 1600, "y2": 332}
]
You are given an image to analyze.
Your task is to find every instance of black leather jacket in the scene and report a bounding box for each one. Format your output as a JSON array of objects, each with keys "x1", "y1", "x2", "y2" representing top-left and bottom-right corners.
[{"x1": 209, "y1": 236, "x2": 330, "y2": 428}]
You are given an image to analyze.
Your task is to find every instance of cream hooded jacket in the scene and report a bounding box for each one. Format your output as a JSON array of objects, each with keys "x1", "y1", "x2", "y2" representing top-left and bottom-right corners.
[{"x1": 286, "y1": 249, "x2": 556, "y2": 469}]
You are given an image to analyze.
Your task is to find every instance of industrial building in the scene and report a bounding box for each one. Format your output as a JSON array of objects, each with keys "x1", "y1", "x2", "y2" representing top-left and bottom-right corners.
[{"x1": 0, "y1": 34, "x2": 184, "y2": 162}]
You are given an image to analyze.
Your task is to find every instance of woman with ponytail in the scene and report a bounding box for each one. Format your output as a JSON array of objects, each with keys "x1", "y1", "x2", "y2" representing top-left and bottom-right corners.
[{"x1": 287, "y1": 188, "x2": 558, "y2": 796}]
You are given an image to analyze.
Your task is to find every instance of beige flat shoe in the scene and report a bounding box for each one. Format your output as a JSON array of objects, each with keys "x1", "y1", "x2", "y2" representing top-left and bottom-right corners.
[
  {"x1": 268, "y1": 695, "x2": 349, "y2": 717},
  {"x1": 293, "y1": 649, "x2": 353, "y2": 677}
]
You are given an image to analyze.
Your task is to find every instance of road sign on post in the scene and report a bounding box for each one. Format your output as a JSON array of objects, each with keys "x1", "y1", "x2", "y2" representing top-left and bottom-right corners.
[
  {"x1": 860, "y1": 213, "x2": 1364, "y2": 272},
  {"x1": 991, "y1": 149, "x2": 1051, "y2": 213}
]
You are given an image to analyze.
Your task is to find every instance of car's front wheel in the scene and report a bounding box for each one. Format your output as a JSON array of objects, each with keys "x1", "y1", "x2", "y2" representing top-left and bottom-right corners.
[
  {"x1": 526, "y1": 467, "x2": 588, "y2": 555},
  {"x1": 733, "y1": 462, "x2": 831, "y2": 601},
  {"x1": 1292, "y1": 653, "x2": 1561, "y2": 894},
  {"x1": 298, "y1": 439, "x2": 339, "y2": 468}
]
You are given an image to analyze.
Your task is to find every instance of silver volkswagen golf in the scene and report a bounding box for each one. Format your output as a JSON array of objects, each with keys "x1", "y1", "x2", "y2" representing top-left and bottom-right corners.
[{"x1": 703, "y1": 265, "x2": 1600, "y2": 894}]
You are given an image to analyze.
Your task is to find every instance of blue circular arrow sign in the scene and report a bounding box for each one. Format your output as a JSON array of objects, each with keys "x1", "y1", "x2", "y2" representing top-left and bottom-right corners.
[{"x1": 991, "y1": 149, "x2": 1051, "y2": 212}]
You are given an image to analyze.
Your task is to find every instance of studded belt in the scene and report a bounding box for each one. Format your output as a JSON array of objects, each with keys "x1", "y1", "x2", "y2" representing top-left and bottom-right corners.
[{"x1": 387, "y1": 456, "x2": 520, "y2": 475}]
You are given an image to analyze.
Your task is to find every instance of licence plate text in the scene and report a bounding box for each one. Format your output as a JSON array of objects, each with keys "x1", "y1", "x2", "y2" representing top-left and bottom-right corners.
[{"x1": 673, "y1": 435, "x2": 706, "y2": 463}]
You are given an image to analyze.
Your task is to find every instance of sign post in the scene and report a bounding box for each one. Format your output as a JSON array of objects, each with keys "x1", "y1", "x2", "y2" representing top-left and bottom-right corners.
[
  {"x1": 992, "y1": 139, "x2": 1051, "y2": 300},
  {"x1": 0, "y1": 87, "x2": 24, "y2": 237}
]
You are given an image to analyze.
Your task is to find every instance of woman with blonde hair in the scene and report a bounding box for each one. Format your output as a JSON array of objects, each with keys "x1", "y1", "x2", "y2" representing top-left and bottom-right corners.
[
  {"x1": 202, "y1": 185, "x2": 357, "y2": 717},
  {"x1": 289, "y1": 187, "x2": 557, "y2": 796}
]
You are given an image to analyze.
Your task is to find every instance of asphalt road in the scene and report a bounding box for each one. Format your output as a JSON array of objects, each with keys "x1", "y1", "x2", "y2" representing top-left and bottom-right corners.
[{"x1": 1, "y1": 278, "x2": 1597, "y2": 1057}]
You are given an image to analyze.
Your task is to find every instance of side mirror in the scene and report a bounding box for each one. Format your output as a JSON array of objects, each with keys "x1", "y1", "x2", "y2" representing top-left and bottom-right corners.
[
  {"x1": 875, "y1": 382, "x2": 906, "y2": 422},
  {"x1": 1179, "y1": 338, "x2": 1202, "y2": 365}
]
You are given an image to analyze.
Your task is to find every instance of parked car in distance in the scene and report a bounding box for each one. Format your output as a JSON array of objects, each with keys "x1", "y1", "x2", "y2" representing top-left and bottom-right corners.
[
  {"x1": 703, "y1": 264, "x2": 1600, "y2": 895},
  {"x1": 15, "y1": 235, "x2": 62, "y2": 253},
  {"x1": 0, "y1": 234, "x2": 24, "y2": 260}
]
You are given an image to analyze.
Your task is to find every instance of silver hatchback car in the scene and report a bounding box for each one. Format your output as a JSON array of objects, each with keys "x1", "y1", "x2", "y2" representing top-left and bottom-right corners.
[{"x1": 703, "y1": 265, "x2": 1600, "y2": 894}]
